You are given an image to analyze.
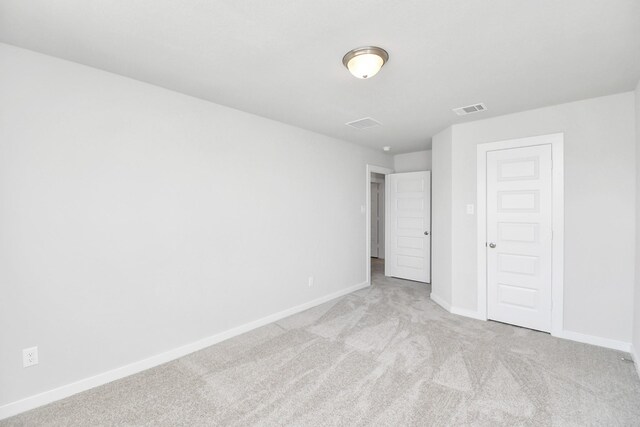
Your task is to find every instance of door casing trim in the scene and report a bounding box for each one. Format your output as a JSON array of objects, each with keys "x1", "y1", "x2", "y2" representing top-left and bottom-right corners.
[{"x1": 476, "y1": 133, "x2": 564, "y2": 336}]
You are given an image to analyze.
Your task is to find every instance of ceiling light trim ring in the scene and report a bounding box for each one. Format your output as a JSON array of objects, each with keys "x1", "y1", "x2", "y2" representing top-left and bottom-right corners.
[{"x1": 342, "y1": 46, "x2": 389, "y2": 68}]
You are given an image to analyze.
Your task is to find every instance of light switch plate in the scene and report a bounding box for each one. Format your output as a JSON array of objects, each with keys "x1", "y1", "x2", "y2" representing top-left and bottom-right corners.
[{"x1": 466, "y1": 204, "x2": 475, "y2": 215}]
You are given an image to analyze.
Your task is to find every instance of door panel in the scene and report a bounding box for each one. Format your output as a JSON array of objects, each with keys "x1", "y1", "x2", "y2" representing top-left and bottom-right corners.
[
  {"x1": 487, "y1": 145, "x2": 552, "y2": 332},
  {"x1": 386, "y1": 171, "x2": 431, "y2": 283}
]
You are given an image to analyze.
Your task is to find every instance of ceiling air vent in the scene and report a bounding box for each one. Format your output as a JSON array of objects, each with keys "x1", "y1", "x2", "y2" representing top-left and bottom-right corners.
[
  {"x1": 346, "y1": 117, "x2": 382, "y2": 129},
  {"x1": 452, "y1": 103, "x2": 488, "y2": 116}
]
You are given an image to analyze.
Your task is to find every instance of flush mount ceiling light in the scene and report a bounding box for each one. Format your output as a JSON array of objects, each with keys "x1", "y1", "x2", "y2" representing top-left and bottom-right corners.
[{"x1": 342, "y1": 46, "x2": 389, "y2": 79}]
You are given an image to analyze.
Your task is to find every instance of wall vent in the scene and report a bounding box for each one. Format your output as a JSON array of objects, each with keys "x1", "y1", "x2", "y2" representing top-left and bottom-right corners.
[
  {"x1": 452, "y1": 103, "x2": 488, "y2": 116},
  {"x1": 346, "y1": 117, "x2": 382, "y2": 129}
]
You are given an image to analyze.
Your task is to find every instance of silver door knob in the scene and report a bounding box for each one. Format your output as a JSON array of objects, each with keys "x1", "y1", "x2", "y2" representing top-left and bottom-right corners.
[
  {"x1": 424, "y1": 231, "x2": 429, "y2": 235},
  {"x1": 489, "y1": 242, "x2": 496, "y2": 248}
]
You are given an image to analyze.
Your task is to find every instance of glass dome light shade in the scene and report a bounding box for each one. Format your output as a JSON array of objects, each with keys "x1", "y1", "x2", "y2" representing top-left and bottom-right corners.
[
  {"x1": 342, "y1": 47, "x2": 389, "y2": 79},
  {"x1": 347, "y1": 54, "x2": 384, "y2": 79}
]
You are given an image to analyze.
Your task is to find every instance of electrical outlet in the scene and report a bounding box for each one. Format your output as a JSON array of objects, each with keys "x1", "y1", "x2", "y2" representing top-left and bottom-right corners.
[
  {"x1": 308, "y1": 276, "x2": 314, "y2": 287},
  {"x1": 23, "y1": 346, "x2": 38, "y2": 368}
]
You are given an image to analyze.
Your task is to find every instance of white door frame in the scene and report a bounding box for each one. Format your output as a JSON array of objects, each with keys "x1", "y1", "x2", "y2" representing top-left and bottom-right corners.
[
  {"x1": 366, "y1": 164, "x2": 394, "y2": 285},
  {"x1": 476, "y1": 133, "x2": 564, "y2": 336}
]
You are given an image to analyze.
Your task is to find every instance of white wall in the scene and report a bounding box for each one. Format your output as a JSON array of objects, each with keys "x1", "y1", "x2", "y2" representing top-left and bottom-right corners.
[
  {"x1": 393, "y1": 150, "x2": 432, "y2": 172},
  {"x1": 430, "y1": 129, "x2": 452, "y2": 306},
  {"x1": 0, "y1": 43, "x2": 392, "y2": 409},
  {"x1": 634, "y1": 79, "x2": 640, "y2": 362},
  {"x1": 434, "y1": 92, "x2": 636, "y2": 344}
]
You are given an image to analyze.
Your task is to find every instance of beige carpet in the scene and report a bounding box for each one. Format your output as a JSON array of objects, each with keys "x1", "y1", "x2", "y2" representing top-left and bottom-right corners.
[{"x1": 3, "y1": 259, "x2": 640, "y2": 426}]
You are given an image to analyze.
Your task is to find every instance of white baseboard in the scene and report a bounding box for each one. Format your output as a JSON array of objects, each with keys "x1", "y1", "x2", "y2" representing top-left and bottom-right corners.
[
  {"x1": 450, "y1": 306, "x2": 486, "y2": 321},
  {"x1": 0, "y1": 281, "x2": 370, "y2": 421},
  {"x1": 430, "y1": 293, "x2": 486, "y2": 321},
  {"x1": 430, "y1": 292, "x2": 452, "y2": 311},
  {"x1": 631, "y1": 345, "x2": 640, "y2": 380},
  {"x1": 430, "y1": 295, "x2": 631, "y2": 353},
  {"x1": 554, "y1": 329, "x2": 631, "y2": 352}
]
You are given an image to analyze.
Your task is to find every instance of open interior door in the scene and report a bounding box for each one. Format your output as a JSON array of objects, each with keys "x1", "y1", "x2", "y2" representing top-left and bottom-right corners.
[{"x1": 386, "y1": 171, "x2": 431, "y2": 283}]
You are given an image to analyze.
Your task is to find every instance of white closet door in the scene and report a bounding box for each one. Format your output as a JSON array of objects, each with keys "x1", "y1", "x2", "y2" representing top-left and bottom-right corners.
[{"x1": 486, "y1": 144, "x2": 552, "y2": 332}]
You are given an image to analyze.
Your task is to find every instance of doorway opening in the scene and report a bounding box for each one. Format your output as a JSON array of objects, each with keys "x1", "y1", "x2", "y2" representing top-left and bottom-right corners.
[
  {"x1": 370, "y1": 172, "x2": 386, "y2": 280},
  {"x1": 366, "y1": 164, "x2": 393, "y2": 286}
]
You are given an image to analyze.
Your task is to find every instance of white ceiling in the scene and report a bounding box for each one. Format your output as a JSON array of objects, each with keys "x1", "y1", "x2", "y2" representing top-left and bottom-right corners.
[{"x1": 1, "y1": 1, "x2": 639, "y2": 153}]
